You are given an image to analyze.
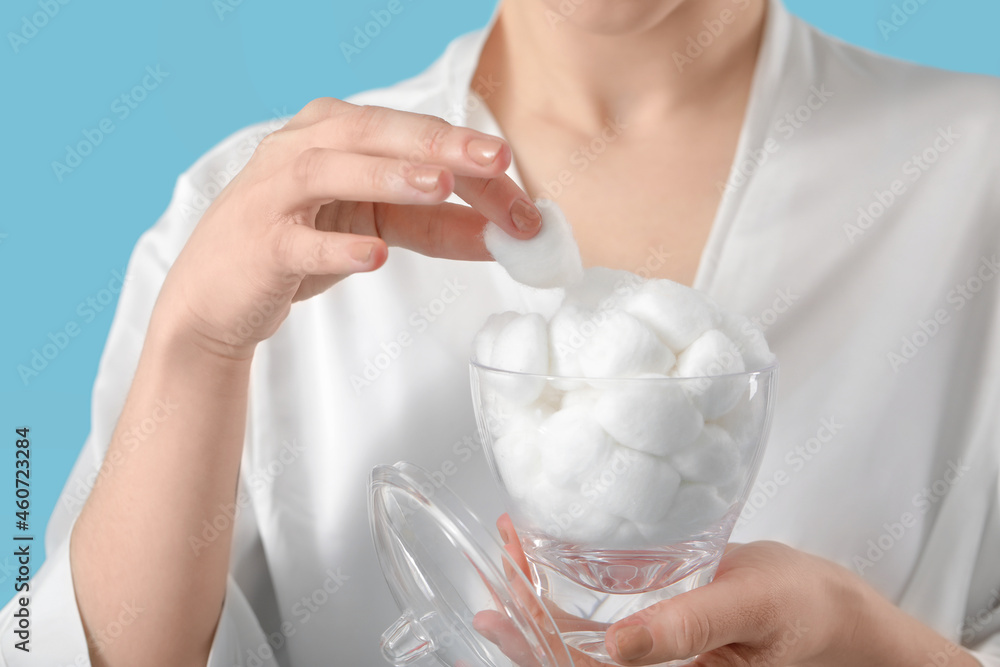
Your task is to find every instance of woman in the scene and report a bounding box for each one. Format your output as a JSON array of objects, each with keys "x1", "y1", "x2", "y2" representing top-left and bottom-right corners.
[{"x1": 3, "y1": 0, "x2": 998, "y2": 664}]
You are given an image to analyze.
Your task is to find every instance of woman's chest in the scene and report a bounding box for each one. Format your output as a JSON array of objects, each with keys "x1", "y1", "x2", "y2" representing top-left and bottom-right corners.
[{"x1": 511, "y1": 118, "x2": 743, "y2": 286}]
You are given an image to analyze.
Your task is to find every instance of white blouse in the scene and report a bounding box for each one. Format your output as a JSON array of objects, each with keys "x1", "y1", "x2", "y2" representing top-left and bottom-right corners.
[{"x1": 3, "y1": 1, "x2": 999, "y2": 665}]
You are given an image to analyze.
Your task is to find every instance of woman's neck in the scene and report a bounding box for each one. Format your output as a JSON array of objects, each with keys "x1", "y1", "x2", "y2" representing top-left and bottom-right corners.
[{"x1": 477, "y1": 0, "x2": 768, "y2": 134}]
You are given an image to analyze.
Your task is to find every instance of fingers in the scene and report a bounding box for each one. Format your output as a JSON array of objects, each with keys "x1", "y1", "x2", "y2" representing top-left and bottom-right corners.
[
  {"x1": 289, "y1": 105, "x2": 513, "y2": 179},
  {"x1": 275, "y1": 225, "x2": 387, "y2": 278},
  {"x1": 454, "y1": 176, "x2": 541, "y2": 239},
  {"x1": 497, "y1": 514, "x2": 531, "y2": 578},
  {"x1": 274, "y1": 100, "x2": 543, "y2": 239},
  {"x1": 271, "y1": 149, "x2": 454, "y2": 209},
  {"x1": 374, "y1": 202, "x2": 491, "y2": 260},
  {"x1": 473, "y1": 611, "x2": 545, "y2": 667},
  {"x1": 606, "y1": 577, "x2": 757, "y2": 665},
  {"x1": 295, "y1": 105, "x2": 542, "y2": 238},
  {"x1": 281, "y1": 97, "x2": 353, "y2": 131}
]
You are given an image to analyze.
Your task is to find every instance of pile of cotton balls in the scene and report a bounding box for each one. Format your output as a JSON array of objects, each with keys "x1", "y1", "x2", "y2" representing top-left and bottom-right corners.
[{"x1": 475, "y1": 200, "x2": 775, "y2": 548}]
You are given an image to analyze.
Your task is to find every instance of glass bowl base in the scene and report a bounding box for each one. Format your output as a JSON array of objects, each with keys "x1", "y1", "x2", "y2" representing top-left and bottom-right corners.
[{"x1": 527, "y1": 542, "x2": 722, "y2": 664}]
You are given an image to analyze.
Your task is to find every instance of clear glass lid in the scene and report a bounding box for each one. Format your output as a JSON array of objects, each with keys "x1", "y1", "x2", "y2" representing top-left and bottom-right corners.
[{"x1": 368, "y1": 461, "x2": 574, "y2": 667}]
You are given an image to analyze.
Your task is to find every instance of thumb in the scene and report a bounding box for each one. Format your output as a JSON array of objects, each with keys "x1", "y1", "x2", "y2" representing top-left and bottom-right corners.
[
  {"x1": 277, "y1": 225, "x2": 387, "y2": 277},
  {"x1": 606, "y1": 576, "x2": 753, "y2": 665}
]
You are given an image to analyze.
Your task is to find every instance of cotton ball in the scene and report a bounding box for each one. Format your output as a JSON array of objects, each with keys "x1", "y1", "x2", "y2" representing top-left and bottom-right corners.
[
  {"x1": 483, "y1": 199, "x2": 584, "y2": 289},
  {"x1": 564, "y1": 267, "x2": 641, "y2": 310},
  {"x1": 713, "y1": 387, "x2": 768, "y2": 456},
  {"x1": 492, "y1": 431, "x2": 542, "y2": 500},
  {"x1": 489, "y1": 313, "x2": 550, "y2": 404},
  {"x1": 718, "y1": 311, "x2": 776, "y2": 372},
  {"x1": 561, "y1": 387, "x2": 603, "y2": 410},
  {"x1": 489, "y1": 399, "x2": 553, "y2": 440},
  {"x1": 623, "y1": 280, "x2": 720, "y2": 353},
  {"x1": 481, "y1": 405, "x2": 547, "y2": 498},
  {"x1": 564, "y1": 507, "x2": 622, "y2": 545},
  {"x1": 669, "y1": 424, "x2": 741, "y2": 487},
  {"x1": 581, "y1": 446, "x2": 681, "y2": 525},
  {"x1": 668, "y1": 483, "x2": 731, "y2": 532},
  {"x1": 547, "y1": 304, "x2": 590, "y2": 389},
  {"x1": 640, "y1": 484, "x2": 731, "y2": 542},
  {"x1": 595, "y1": 380, "x2": 704, "y2": 456},
  {"x1": 525, "y1": 478, "x2": 621, "y2": 544},
  {"x1": 538, "y1": 406, "x2": 615, "y2": 486},
  {"x1": 715, "y1": 477, "x2": 746, "y2": 505},
  {"x1": 605, "y1": 521, "x2": 646, "y2": 550},
  {"x1": 537, "y1": 384, "x2": 565, "y2": 411},
  {"x1": 473, "y1": 311, "x2": 520, "y2": 366},
  {"x1": 578, "y1": 311, "x2": 675, "y2": 378},
  {"x1": 676, "y1": 330, "x2": 745, "y2": 377},
  {"x1": 675, "y1": 329, "x2": 747, "y2": 419}
]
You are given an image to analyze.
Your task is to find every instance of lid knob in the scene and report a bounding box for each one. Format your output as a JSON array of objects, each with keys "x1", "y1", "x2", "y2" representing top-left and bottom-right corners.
[{"x1": 381, "y1": 610, "x2": 436, "y2": 666}]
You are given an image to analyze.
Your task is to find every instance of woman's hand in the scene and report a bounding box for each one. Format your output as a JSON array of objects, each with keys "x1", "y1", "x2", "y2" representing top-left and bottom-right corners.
[
  {"x1": 155, "y1": 97, "x2": 540, "y2": 360},
  {"x1": 605, "y1": 541, "x2": 851, "y2": 666},
  {"x1": 604, "y1": 540, "x2": 980, "y2": 667},
  {"x1": 491, "y1": 519, "x2": 979, "y2": 667}
]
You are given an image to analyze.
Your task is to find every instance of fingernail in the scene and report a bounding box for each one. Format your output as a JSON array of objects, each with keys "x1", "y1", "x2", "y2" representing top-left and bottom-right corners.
[
  {"x1": 467, "y1": 138, "x2": 503, "y2": 166},
  {"x1": 615, "y1": 625, "x2": 653, "y2": 662},
  {"x1": 510, "y1": 199, "x2": 541, "y2": 233},
  {"x1": 406, "y1": 166, "x2": 442, "y2": 192},
  {"x1": 498, "y1": 525, "x2": 511, "y2": 545},
  {"x1": 350, "y1": 243, "x2": 375, "y2": 263}
]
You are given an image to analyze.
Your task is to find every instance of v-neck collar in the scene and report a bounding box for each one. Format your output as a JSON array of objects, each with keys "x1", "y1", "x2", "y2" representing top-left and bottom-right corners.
[
  {"x1": 693, "y1": 0, "x2": 796, "y2": 294},
  {"x1": 449, "y1": 0, "x2": 796, "y2": 300}
]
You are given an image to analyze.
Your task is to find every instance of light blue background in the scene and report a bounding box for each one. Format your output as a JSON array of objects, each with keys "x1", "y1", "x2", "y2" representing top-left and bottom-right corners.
[{"x1": 1, "y1": 0, "x2": 998, "y2": 597}]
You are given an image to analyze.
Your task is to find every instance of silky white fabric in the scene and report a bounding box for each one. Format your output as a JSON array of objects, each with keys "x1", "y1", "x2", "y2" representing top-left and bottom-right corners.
[{"x1": 2, "y1": 1, "x2": 999, "y2": 665}]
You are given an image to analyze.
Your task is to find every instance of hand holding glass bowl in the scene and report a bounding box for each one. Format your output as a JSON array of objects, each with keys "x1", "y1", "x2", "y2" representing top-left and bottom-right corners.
[
  {"x1": 370, "y1": 202, "x2": 778, "y2": 666},
  {"x1": 470, "y1": 357, "x2": 777, "y2": 665}
]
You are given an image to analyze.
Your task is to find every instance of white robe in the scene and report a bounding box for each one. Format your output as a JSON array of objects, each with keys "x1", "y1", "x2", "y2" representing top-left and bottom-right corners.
[{"x1": 3, "y1": 0, "x2": 999, "y2": 664}]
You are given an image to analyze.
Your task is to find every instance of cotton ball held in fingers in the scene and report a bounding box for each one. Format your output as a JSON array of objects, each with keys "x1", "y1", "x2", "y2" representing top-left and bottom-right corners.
[{"x1": 484, "y1": 199, "x2": 584, "y2": 289}]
